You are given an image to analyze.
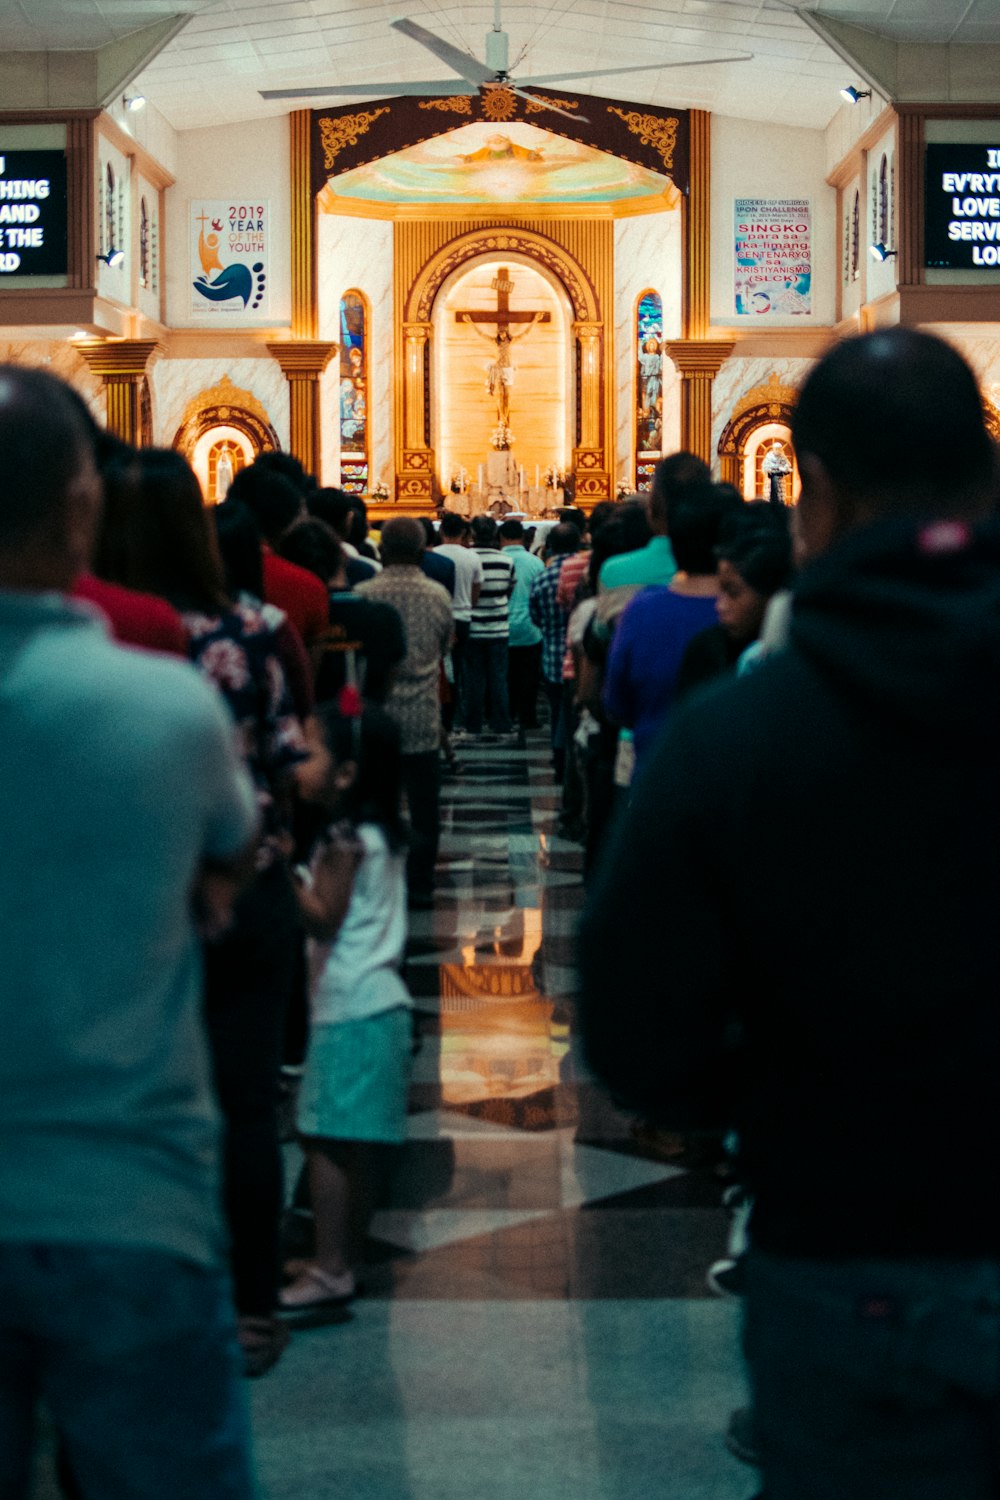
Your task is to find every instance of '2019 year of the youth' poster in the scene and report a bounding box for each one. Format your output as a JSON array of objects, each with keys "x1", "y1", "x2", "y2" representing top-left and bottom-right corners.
[
  {"x1": 735, "y1": 199, "x2": 811, "y2": 316},
  {"x1": 190, "y1": 200, "x2": 269, "y2": 316}
]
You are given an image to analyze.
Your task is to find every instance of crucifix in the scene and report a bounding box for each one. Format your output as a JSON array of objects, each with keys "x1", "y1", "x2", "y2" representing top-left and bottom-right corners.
[{"x1": 456, "y1": 268, "x2": 550, "y2": 429}]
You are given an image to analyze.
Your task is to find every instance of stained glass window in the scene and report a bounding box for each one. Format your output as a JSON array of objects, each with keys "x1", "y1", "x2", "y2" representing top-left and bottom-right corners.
[
  {"x1": 139, "y1": 198, "x2": 149, "y2": 288},
  {"x1": 635, "y1": 291, "x2": 663, "y2": 488},
  {"x1": 105, "y1": 163, "x2": 115, "y2": 258},
  {"x1": 339, "y1": 291, "x2": 368, "y2": 495}
]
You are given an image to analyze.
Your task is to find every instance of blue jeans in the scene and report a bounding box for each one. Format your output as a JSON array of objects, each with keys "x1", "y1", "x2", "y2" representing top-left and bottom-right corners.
[
  {"x1": 744, "y1": 1249, "x2": 1000, "y2": 1499},
  {"x1": 465, "y1": 637, "x2": 511, "y2": 734},
  {"x1": 0, "y1": 1244, "x2": 257, "y2": 1499}
]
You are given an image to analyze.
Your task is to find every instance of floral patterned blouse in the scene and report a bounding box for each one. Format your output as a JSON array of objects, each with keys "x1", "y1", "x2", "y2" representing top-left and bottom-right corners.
[{"x1": 183, "y1": 601, "x2": 307, "y2": 867}]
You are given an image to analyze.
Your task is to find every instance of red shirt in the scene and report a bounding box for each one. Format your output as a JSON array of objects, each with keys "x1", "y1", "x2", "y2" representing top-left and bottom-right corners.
[
  {"x1": 261, "y1": 548, "x2": 328, "y2": 645},
  {"x1": 72, "y1": 574, "x2": 187, "y2": 656}
]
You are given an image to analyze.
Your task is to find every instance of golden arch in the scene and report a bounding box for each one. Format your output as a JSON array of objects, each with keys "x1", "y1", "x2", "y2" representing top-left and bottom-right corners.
[
  {"x1": 718, "y1": 374, "x2": 799, "y2": 492},
  {"x1": 406, "y1": 227, "x2": 599, "y2": 325},
  {"x1": 399, "y1": 228, "x2": 607, "y2": 504},
  {"x1": 172, "y1": 376, "x2": 280, "y2": 461}
]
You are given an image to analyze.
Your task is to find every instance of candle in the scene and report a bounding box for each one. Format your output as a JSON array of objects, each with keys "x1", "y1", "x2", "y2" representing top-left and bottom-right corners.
[
  {"x1": 535, "y1": 464, "x2": 540, "y2": 488},
  {"x1": 519, "y1": 464, "x2": 525, "y2": 489},
  {"x1": 478, "y1": 464, "x2": 484, "y2": 492}
]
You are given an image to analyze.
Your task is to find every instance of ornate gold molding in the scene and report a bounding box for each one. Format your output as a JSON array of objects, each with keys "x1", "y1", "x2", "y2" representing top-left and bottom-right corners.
[
  {"x1": 524, "y1": 93, "x2": 579, "y2": 114},
  {"x1": 409, "y1": 227, "x2": 599, "y2": 323},
  {"x1": 266, "y1": 340, "x2": 338, "y2": 377},
  {"x1": 418, "y1": 96, "x2": 473, "y2": 115},
  {"x1": 608, "y1": 108, "x2": 679, "y2": 172},
  {"x1": 318, "y1": 109, "x2": 391, "y2": 171},
  {"x1": 75, "y1": 338, "x2": 162, "y2": 378},
  {"x1": 481, "y1": 85, "x2": 517, "y2": 122},
  {"x1": 664, "y1": 339, "x2": 734, "y2": 378},
  {"x1": 290, "y1": 110, "x2": 315, "y2": 339}
]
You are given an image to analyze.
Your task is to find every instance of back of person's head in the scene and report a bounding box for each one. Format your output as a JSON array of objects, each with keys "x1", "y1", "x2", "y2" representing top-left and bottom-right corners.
[
  {"x1": 589, "y1": 501, "x2": 653, "y2": 590},
  {"x1": 380, "y1": 515, "x2": 425, "y2": 565},
  {"x1": 279, "y1": 518, "x2": 343, "y2": 584},
  {"x1": 306, "y1": 487, "x2": 353, "y2": 540},
  {"x1": 439, "y1": 510, "x2": 466, "y2": 541},
  {"x1": 251, "y1": 448, "x2": 311, "y2": 496},
  {"x1": 313, "y1": 699, "x2": 407, "y2": 850},
  {"x1": 717, "y1": 501, "x2": 793, "y2": 597},
  {"x1": 471, "y1": 515, "x2": 499, "y2": 548},
  {"x1": 228, "y1": 462, "x2": 303, "y2": 545},
  {"x1": 669, "y1": 481, "x2": 743, "y2": 576},
  {"x1": 793, "y1": 329, "x2": 998, "y2": 535},
  {"x1": 419, "y1": 516, "x2": 438, "y2": 548},
  {"x1": 588, "y1": 501, "x2": 617, "y2": 538},
  {"x1": 548, "y1": 521, "x2": 583, "y2": 558},
  {"x1": 128, "y1": 447, "x2": 229, "y2": 612},
  {"x1": 499, "y1": 519, "x2": 524, "y2": 543},
  {"x1": 212, "y1": 498, "x2": 264, "y2": 601},
  {"x1": 348, "y1": 497, "x2": 369, "y2": 540},
  {"x1": 560, "y1": 506, "x2": 587, "y2": 536},
  {"x1": 650, "y1": 451, "x2": 712, "y2": 531},
  {"x1": 0, "y1": 365, "x2": 99, "y2": 576}
]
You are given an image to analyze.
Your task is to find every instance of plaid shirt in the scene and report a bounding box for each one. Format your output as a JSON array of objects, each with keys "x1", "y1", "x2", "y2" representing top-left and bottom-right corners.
[{"x1": 528, "y1": 555, "x2": 572, "y2": 683}]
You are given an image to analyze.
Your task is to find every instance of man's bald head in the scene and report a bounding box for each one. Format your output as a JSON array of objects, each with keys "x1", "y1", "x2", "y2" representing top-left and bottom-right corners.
[
  {"x1": 379, "y1": 516, "x2": 425, "y2": 566},
  {"x1": 793, "y1": 331, "x2": 997, "y2": 557},
  {"x1": 0, "y1": 366, "x2": 99, "y2": 584}
]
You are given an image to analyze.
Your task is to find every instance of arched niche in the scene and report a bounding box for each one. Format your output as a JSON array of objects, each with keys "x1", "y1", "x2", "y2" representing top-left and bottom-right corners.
[
  {"x1": 172, "y1": 376, "x2": 279, "y2": 501},
  {"x1": 432, "y1": 253, "x2": 573, "y2": 496},
  {"x1": 718, "y1": 375, "x2": 799, "y2": 499}
]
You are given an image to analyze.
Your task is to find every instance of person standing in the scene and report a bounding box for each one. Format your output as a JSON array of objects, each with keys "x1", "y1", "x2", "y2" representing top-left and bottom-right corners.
[
  {"x1": 357, "y1": 518, "x2": 452, "y2": 907},
  {"x1": 580, "y1": 329, "x2": 1000, "y2": 1500},
  {"x1": 499, "y1": 518, "x2": 545, "y2": 734},
  {"x1": 0, "y1": 366, "x2": 260, "y2": 1496},
  {"x1": 528, "y1": 522, "x2": 582, "y2": 781},
  {"x1": 465, "y1": 515, "x2": 515, "y2": 739},
  {"x1": 436, "y1": 510, "x2": 483, "y2": 731}
]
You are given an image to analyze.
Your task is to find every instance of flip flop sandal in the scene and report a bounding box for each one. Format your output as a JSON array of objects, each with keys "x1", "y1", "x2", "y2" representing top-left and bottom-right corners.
[{"x1": 278, "y1": 1265, "x2": 355, "y2": 1327}]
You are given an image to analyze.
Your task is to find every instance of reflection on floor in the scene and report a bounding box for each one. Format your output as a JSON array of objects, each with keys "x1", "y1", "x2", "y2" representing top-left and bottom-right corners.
[{"x1": 254, "y1": 733, "x2": 754, "y2": 1499}]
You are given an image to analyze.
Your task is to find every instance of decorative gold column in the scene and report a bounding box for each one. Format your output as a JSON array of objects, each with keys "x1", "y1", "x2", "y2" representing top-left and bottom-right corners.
[
  {"x1": 289, "y1": 110, "x2": 317, "y2": 339},
  {"x1": 664, "y1": 341, "x2": 734, "y2": 468},
  {"x1": 399, "y1": 321, "x2": 435, "y2": 503},
  {"x1": 266, "y1": 341, "x2": 338, "y2": 477},
  {"x1": 76, "y1": 339, "x2": 162, "y2": 445},
  {"x1": 573, "y1": 321, "x2": 609, "y2": 500}
]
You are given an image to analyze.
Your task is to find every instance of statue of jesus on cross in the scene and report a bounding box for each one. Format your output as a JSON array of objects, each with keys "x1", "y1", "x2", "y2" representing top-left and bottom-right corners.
[{"x1": 456, "y1": 268, "x2": 550, "y2": 431}]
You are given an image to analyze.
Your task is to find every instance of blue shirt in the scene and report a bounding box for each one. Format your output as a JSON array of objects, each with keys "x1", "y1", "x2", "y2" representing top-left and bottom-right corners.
[
  {"x1": 529, "y1": 555, "x2": 572, "y2": 682},
  {"x1": 421, "y1": 549, "x2": 456, "y2": 596},
  {"x1": 0, "y1": 593, "x2": 257, "y2": 1268},
  {"x1": 504, "y1": 544, "x2": 545, "y2": 648},
  {"x1": 603, "y1": 586, "x2": 720, "y2": 763},
  {"x1": 599, "y1": 534, "x2": 677, "y2": 592}
]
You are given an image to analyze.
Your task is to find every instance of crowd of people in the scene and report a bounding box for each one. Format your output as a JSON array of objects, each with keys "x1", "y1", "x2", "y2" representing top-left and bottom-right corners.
[{"x1": 2, "y1": 324, "x2": 999, "y2": 1499}]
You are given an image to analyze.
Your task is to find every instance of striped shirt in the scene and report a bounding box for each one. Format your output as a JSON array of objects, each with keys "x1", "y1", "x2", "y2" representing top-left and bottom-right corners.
[{"x1": 470, "y1": 547, "x2": 514, "y2": 639}]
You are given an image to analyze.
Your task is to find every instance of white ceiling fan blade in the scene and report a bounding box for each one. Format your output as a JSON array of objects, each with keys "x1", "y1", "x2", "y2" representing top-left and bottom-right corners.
[
  {"x1": 260, "y1": 79, "x2": 474, "y2": 100},
  {"x1": 508, "y1": 85, "x2": 589, "y2": 124},
  {"x1": 522, "y1": 54, "x2": 753, "y2": 85},
  {"x1": 391, "y1": 17, "x2": 493, "y2": 88}
]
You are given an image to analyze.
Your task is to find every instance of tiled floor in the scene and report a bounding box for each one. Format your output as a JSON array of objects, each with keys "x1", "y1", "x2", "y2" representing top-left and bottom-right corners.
[
  {"x1": 256, "y1": 733, "x2": 755, "y2": 1498},
  {"x1": 32, "y1": 733, "x2": 754, "y2": 1498}
]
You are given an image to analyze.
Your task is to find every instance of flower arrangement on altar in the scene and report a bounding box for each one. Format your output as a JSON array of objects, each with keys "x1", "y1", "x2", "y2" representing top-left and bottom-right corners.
[
  {"x1": 449, "y1": 467, "x2": 468, "y2": 494},
  {"x1": 616, "y1": 479, "x2": 631, "y2": 500},
  {"x1": 544, "y1": 465, "x2": 565, "y2": 490},
  {"x1": 490, "y1": 424, "x2": 514, "y2": 451},
  {"x1": 368, "y1": 478, "x2": 389, "y2": 502}
]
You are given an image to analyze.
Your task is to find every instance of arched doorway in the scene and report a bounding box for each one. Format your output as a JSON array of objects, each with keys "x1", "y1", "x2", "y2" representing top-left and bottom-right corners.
[
  {"x1": 432, "y1": 254, "x2": 573, "y2": 504},
  {"x1": 172, "y1": 377, "x2": 280, "y2": 502}
]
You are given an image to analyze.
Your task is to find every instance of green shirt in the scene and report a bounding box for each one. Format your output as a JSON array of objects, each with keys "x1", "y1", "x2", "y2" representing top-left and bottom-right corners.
[
  {"x1": 598, "y1": 534, "x2": 677, "y2": 592},
  {"x1": 0, "y1": 593, "x2": 257, "y2": 1268}
]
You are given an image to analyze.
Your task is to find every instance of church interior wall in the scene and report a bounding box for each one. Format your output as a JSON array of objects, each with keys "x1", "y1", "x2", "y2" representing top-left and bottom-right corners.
[
  {"x1": 316, "y1": 212, "x2": 393, "y2": 488},
  {"x1": 840, "y1": 171, "x2": 865, "y2": 323},
  {"x1": 95, "y1": 134, "x2": 132, "y2": 310},
  {"x1": 710, "y1": 114, "x2": 837, "y2": 329},
  {"x1": 135, "y1": 172, "x2": 163, "y2": 326},
  {"x1": 151, "y1": 355, "x2": 289, "y2": 452},
  {"x1": 825, "y1": 93, "x2": 893, "y2": 181},
  {"x1": 105, "y1": 98, "x2": 178, "y2": 184},
  {"x1": 865, "y1": 122, "x2": 899, "y2": 307},
  {"x1": 0, "y1": 337, "x2": 103, "y2": 418},
  {"x1": 613, "y1": 211, "x2": 682, "y2": 490},
  {"x1": 165, "y1": 116, "x2": 291, "y2": 330}
]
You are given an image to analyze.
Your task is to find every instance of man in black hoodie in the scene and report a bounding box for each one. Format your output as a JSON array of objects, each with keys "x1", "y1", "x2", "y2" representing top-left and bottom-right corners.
[{"x1": 579, "y1": 329, "x2": 1000, "y2": 1500}]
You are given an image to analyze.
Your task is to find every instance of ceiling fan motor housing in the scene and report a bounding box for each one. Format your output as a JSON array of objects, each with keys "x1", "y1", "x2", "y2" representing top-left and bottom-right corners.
[{"x1": 485, "y1": 28, "x2": 509, "y2": 76}]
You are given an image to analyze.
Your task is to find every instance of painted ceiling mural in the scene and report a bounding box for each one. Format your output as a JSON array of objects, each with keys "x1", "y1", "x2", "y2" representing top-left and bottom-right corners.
[{"x1": 325, "y1": 121, "x2": 668, "y2": 205}]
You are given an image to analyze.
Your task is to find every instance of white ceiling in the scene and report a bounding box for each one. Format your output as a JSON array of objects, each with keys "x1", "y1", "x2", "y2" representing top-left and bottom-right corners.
[{"x1": 0, "y1": 1, "x2": 993, "y2": 133}]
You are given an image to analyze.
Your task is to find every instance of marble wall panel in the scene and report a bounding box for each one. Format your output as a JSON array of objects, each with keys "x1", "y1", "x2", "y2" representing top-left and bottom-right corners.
[
  {"x1": 711, "y1": 355, "x2": 815, "y2": 462},
  {"x1": 613, "y1": 211, "x2": 682, "y2": 488},
  {"x1": 317, "y1": 215, "x2": 393, "y2": 488},
  {"x1": 0, "y1": 340, "x2": 103, "y2": 420},
  {"x1": 151, "y1": 356, "x2": 289, "y2": 450}
]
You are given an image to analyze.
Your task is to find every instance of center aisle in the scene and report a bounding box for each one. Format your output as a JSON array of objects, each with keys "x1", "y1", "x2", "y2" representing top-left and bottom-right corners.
[{"x1": 253, "y1": 732, "x2": 753, "y2": 1500}]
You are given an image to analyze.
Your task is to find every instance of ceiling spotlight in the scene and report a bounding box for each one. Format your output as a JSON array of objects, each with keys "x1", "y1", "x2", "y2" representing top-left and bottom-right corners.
[
  {"x1": 97, "y1": 248, "x2": 125, "y2": 268},
  {"x1": 840, "y1": 85, "x2": 871, "y2": 105},
  {"x1": 124, "y1": 94, "x2": 146, "y2": 112},
  {"x1": 869, "y1": 242, "x2": 897, "y2": 263}
]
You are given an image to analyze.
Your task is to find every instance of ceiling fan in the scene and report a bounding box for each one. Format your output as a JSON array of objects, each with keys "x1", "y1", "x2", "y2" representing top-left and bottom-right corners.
[{"x1": 259, "y1": 2, "x2": 753, "y2": 123}]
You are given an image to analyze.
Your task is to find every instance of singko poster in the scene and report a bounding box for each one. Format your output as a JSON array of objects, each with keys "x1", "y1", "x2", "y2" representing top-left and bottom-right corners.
[
  {"x1": 190, "y1": 200, "x2": 269, "y2": 315},
  {"x1": 734, "y1": 198, "x2": 811, "y2": 316}
]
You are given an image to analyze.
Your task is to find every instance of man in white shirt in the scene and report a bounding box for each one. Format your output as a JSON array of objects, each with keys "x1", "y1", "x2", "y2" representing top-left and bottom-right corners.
[{"x1": 435, "y1": 510, "x2": 483, "y2": 732}]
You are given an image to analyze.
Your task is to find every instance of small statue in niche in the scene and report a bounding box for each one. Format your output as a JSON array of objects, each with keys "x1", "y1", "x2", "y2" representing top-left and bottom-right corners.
[{"x1": 762, "y1": 439, "x2": 793, "y2": 505}]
